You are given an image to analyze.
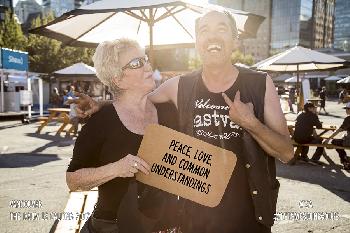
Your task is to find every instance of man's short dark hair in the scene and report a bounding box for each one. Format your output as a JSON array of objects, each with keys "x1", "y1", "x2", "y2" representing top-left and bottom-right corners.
[
  {"x1": 304, "y1": 102, "x2": 315, "y2": 112},
  {"x1": 195, "y1": 10, "x2": 239, "y2": 39}
]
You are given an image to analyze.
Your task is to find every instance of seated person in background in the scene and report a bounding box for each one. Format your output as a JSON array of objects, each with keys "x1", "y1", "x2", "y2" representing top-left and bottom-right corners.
[
  {"x1": 338, "y1": 88, "x2": 346, "y2": 104},
  {"x1": 324, "y1": 103, "x2": 350, "y2": 171},
  {"x1": 64, "y1": 87, "x2": 79, "y2": 135},
  {"x1": 293, "y1": 102, "x2": 324, "y2": 163}
]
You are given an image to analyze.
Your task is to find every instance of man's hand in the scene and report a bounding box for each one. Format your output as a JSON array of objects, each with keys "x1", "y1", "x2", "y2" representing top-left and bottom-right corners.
[
  {"x1": 65, "y1": 92, "x2": 100, "y2": 118},
  {"x1": 222, "y1": 91, "x2": 256, "y2": 129}
]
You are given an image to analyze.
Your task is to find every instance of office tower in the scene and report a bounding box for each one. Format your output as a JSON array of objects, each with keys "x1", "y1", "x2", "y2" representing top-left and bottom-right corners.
[{"x1": 334, "y1": 0, "x2": 350, "y2": 51}]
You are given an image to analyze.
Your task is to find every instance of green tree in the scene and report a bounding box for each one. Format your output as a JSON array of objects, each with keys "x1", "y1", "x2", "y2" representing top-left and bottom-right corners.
[
  {"x1": 27, "y1": 12, "x2": 95, "y2": 73},
  {"x1": 27, "y1": 12, "x2": 62, "y2": 73},
  {"x1": 0, "y1": 11, "x2": 27, "y2": 51},
  {"x1": 231, "y1": 51, "x2": 254, "y2": 66}
]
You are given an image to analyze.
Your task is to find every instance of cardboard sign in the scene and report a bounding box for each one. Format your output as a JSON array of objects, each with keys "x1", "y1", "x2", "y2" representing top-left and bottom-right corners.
[{"x1": 136, "y1": 124, "x2": 237, "y2": 207}]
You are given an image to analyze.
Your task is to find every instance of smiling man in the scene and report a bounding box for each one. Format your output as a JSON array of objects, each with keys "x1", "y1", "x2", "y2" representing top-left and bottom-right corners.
[
  {"x1": 148, "y1": 10, "x2": 294, "y2": 233},
  {"x1": 73, "y1": 10, "x2": 293, "y2": 233}
]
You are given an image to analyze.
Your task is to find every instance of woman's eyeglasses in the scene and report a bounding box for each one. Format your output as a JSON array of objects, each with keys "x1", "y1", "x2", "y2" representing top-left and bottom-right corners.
[{"x1": 121, "y1": 55, "x2": 149, "y2": 71}]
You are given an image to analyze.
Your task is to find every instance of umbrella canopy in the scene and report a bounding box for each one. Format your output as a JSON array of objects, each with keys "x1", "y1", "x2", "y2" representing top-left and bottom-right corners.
[
  {"x1": 337, "y1": 76, "x2": 350, "y2": 84},
  {"x1": 284, "y1": 76, "x2": 298, "y2": 83},
  {"x1": 29, "y1": 0, "x2": 264, "y2": 50},
  {"x1": 325, "y1": 75, "x2": 342, "y2": 81},
  {"x1": 252, "y1": 46, "x2": 347, "y2": 72},
  {"x1": 273, "y1": 73, "x2": 292, "y2": 82},
  {"x1": 253, "y1": 46, "x2": 348, "y2": 112},
  {"x1": 53, "y1": 62, "x2": 96, "y2": 77}
]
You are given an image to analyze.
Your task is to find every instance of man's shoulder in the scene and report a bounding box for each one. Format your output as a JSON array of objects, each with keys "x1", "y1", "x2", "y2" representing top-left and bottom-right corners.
[{"x1": 180, "y1": 69, "x2": 202, "y2": 79}]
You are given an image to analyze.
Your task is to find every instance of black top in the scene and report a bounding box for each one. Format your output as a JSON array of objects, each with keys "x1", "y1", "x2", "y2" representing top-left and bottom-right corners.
[
  {"x1": 67, "y1": 103, "x2": 177, "y2": 221},
  {"x1": 178, "y1": 66, "x2": 279, "y2": 228},
  {"x1": 294, "y1": 111, "x2": 322, "y2": 142},
  {"x1": 340, "y1": 116, "x2": 350, "y2": 131},
  {"x1": 184, "y1": 70, "x2": 267, "y2": 233},
  {"x1": 319, "y1": 90, "x2": 326, "y2": 100}
]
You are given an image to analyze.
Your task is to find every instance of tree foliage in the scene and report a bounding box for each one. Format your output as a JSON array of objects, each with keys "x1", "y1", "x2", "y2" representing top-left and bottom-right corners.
[
  {"x1": 27, "y1": 12, "x2": 95, "y2": 73},
  {"x1": 0, "y1": 11, "x2": 27, "y2": 51}
]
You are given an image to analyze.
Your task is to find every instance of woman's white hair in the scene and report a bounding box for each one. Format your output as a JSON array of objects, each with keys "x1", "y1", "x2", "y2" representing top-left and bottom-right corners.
[{"x1": 92, "y1": 38, "x2": 141, "y2": 95}]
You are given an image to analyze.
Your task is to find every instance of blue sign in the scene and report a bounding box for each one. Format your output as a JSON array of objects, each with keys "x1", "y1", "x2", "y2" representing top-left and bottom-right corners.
[{"x1": 1, "y1": 48, "x2": 28, "y2": 71}]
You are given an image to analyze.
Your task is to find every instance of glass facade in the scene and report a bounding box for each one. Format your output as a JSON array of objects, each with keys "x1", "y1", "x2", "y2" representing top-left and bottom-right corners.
[
  {"x1": 0, "y1": 0, "x2": 13, "y2": 22},
  {"x1": 270, "y1": 0, "x2": 301, "y2": 54},
  {"x1": 270, "y1": 0, "x2": 335, "y2": 54},
  {"x1": 215, "y1": 0, "x2": 272, "y2": 62},
  {"x1": 334, "y1": 0, "x2": 350, "y2": 51},
  {"x1": 312, "y1": 0, "x2": 335, "y2": 48},
  {"x1": 14, "y1": 0, "x2": 42, "y2": 24},
  {"x1": 42, "y1": 0, "x2": 83, "y2": 17}
]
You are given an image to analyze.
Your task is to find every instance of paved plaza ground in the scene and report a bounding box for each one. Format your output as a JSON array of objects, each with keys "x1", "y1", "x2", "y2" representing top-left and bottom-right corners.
[{"x1": 0, "y1": 100, "x2": 349, "y2": 233}]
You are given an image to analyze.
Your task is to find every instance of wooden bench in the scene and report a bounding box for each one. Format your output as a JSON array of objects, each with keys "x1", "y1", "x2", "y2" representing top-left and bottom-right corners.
[
  {"x1": 54, "y1": 189, "x2": 98, "y2": 233},
  {"x1": 292, "y1": 141, "x2": 350, "y2": 150}
]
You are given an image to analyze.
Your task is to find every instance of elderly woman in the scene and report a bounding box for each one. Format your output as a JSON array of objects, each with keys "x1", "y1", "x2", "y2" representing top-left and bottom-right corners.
[{"x1": 66, "y1": 38, "x2": 177, "y2": 233}]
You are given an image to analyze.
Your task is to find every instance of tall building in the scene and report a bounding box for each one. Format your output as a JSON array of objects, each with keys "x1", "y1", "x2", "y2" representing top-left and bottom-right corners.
[
  {"x1": 334, "y1": 0, "x2": 350, "y2": 51},
  {"x1": 312, "y1": 0, "x2": 335, "y2": 49},
  {"x1": 215, "y1": 0, "x2": 272, "y2": 62},
  {"x1": 0, "y1": 0, "x2": 13, "y2": 22},
  {"x1": 15, "y1": 0, "x2": 42, "y2": 24},
  {"x1": 42, "y1": 0, "x2": 84, "y2": 17},
  {"x1": 81, "y1": 0, "x2": 100, "y2": 6},
  {"x1": 270, "y1": 0, "x2": 335, "y2": 55}
]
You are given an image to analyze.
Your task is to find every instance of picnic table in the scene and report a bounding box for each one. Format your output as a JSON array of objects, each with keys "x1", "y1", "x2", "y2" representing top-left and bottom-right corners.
[
  {"x1": 286, "y1": 120, "x2": 350, "y2": 164},
  {"x1": 287, "y1": 121, "x2": 337, "y2": 137},
  {"x1": 36, "y1": 108, "x2": 72, "y2": 136}
]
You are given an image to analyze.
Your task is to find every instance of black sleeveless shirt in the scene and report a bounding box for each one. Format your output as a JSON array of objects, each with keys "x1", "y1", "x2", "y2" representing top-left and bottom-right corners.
[{"x1": 183, "y1": 68, "x2": 269, "y2": 233}]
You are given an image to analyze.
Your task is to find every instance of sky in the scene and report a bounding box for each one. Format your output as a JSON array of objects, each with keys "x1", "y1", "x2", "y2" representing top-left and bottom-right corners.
[{"x1": 13, "y1": 0, "x2": 42, "y2": 7}]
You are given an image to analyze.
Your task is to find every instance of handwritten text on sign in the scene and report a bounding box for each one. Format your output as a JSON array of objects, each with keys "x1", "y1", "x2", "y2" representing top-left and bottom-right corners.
[{"x1": 136, "y1": 125, "x2": 237, "y2": 207}]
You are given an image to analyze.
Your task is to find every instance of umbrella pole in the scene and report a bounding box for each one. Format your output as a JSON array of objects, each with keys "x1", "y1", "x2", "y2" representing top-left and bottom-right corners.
[
  {"x1": 297, "y1": 65, "x2": 300, "y2": 113},
  {"x1": 148, "y1": 8, "x2": 154, "y2": 67}
]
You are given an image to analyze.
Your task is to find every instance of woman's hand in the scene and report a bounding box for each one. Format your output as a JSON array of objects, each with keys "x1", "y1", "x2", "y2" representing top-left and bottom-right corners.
[{"x1": 114, "y1": 154, "x2": 151, "y2": 177}]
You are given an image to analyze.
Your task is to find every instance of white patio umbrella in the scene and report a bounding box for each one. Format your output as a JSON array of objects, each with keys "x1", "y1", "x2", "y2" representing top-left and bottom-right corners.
[
  {"x1": 29, "y1": 0, "x2": 264, "y2": 63},
  {"x1": 252, "y1": 46, "x2": 348, "y2": 112},
  {"x1": 273, "y1": 73, "x2": 292, "y2": 82},
  {"x1": 325, "y1": 75, "x2": 342, "y2": 81},
  {"x1": 337, "y1": 76, "x2": 350, "y2": 84},
  {"x1": 284, "y1": 76, "x2": 298, "y2": 83}
]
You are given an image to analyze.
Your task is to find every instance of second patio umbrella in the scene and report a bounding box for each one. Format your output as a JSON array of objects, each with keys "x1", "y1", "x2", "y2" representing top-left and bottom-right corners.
[{"x1": 252, "y1": 46, "x2": 347, "y2": 111}]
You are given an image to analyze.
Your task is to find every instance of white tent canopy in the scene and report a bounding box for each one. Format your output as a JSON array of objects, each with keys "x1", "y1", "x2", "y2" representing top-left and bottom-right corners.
[
  {"x1": 273, "y1": 74, "x2": 292, "y2": 82},
  {"x1": 53, "y1": 62, "x2": 96, "y2": 76}
]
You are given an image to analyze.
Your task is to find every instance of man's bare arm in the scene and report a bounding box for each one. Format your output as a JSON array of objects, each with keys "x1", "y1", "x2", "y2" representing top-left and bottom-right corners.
[
  {"x1": 245, "y1": 76, "x2": 293, "y2": 162},
  {"x1": 223, "y1": 76, "x2": 294, "y2": 163},
  {"x1": 148, "y1": 76, "x2": 180, "y2": 108}
]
